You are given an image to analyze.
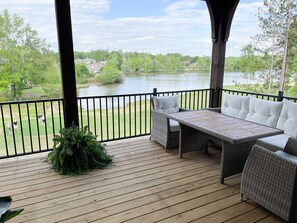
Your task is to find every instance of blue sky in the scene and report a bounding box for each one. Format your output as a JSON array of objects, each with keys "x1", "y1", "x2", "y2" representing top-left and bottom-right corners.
[
  {"x1": 107, "y1": 0, "x2": 175, "y2": 18},
  {"x1": 0, "y1": 0, "x2": 263, "y2": 56}
]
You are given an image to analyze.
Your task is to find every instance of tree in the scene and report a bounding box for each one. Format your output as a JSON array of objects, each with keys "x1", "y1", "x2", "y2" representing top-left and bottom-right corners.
[
  {"x1": 40, "y1": 52, "x2": 62, "y2": 98},
  {"x1": 0, "y1": 9, "x2": 49, "y2": 100},
  {"x1": 257, "y1": 0, "x2": 297, "y2": 92},
  {"x1": 196, "y1": 56, "x2": 211, "y2": 71},
  {"x1": 96, "y1": 62, "x2": 122, "y2": 85},
  {"x1": 288, "y1": 16, "x2": 297, "y2": 75},
  {"x1": 239, "y1": 44, "x2": 263, "y2": 85},
  {"x1": 287, "y1": 16, "x2": 297, "y2": 96},
  {"x1": 75, "y1": 64, "x2": 91, "y2": 84}
]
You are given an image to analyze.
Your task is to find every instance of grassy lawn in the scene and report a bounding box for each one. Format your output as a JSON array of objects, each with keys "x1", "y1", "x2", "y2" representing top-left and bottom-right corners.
[{"x1": 22, "y1": 87, "x2": 48, "y2": 99}]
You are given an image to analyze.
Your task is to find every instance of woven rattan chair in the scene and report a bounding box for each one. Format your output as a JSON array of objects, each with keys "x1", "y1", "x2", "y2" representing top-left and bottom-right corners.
[
  {"x1": 240, "y1": 137, "x2": 297, "y2": 222},
  {"x1": 150, "y1": 95, "x2": 186, "y2": 149}
]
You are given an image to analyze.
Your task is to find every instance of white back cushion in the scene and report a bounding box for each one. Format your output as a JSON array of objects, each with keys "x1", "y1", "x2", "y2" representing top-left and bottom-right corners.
[
  {"x1": 221, "y1": 93, "x2": 250, "y2": 119},
  {"x1": 152, "y1": 95, "x2": 179, "y2": 113},
  {"x1": 276, "y1": 100, "x2": 297, "y2": 137},
  {"x1": 245, "y1": 97, "x2": 283, "y2": 127}
]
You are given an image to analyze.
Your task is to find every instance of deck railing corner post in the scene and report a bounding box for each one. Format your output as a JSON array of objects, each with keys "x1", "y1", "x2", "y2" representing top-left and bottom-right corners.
[
  {"x1": 218, "y1": 88, "x2": 222, "y2": 107},
  {"x1": 277, "y1": 90, "x2": 284, "y2": 102},
  {"x1": 153, "y1": 88, "x2": 157, "y2": 96}
]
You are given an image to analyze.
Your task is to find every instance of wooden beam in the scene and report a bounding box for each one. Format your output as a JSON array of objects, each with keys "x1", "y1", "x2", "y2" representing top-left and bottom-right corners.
[
  {"x1": 54, "y1": 0, "x2": 79, "y2": 128},
  {"x1": 206, "y1": 0, "x2": 239, "y2": 107}
]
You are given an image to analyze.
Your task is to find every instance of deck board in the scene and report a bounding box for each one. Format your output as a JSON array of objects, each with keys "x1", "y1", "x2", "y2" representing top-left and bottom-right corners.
[{"x1": 0, "y1": 136, "x2": 285, "y2": 223}]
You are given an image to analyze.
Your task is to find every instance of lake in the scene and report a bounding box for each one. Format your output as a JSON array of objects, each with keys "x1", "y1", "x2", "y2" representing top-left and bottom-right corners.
[{"x1": 78, "y1": 71, "x2": 251, "y2": 97}]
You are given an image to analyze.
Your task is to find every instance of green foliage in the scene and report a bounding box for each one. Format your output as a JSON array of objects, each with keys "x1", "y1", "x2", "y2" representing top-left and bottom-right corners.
[
  {"x1": 255, "y1": 0, "x2": 297, "y2": 91},
  {"x1": 75, "y1": 64, "x2": 92, "y2": 84},
  {"x1": 97, "y1": 62, "x2": 123, "y2": 84},
  {"x1": 46, "y1": 125, "x2": 113, "y2": 175},
  {"x1": 239, "y1": 44, "x2": 264, "y2": 84},
  {"x1": 74, "y1": 50, "x2": 109, "y2": 61},
  {"x1": 288, "y1": 16, "x2": 297, "y2": 74},
  {"x1": 21, "y1": 87, "x2": 47, "y2": 100},
  {"x1": 225, "y1": 57, "x2": 241, "y2": 71},
  {"x1": 108, "y1": 51, "x2": 123, "y2": 70},
  {"x1": 195, "y1": 56, "x2": 211, "y2": 71},
  {"x1": 226, "y1": 84, "x2": 279, "y2": 95},
  {"x1": 0, "y1": 196, "x2": 23, "y2": 222},
  {"x1": 76, "y1": 51, "x2": 214, "y2": 75},
  {"x1": 0, "y1": 9, "x2": 59, "y2": 101}
]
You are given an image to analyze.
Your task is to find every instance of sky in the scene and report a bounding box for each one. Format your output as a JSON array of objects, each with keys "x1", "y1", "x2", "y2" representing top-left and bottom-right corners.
[{"x1": 0, "y1": 0, "x2": 263, "y2": 57}]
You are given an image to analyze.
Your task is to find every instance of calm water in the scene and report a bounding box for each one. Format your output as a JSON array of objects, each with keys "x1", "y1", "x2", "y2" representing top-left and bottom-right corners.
[{"x1": 78, "y1": 71, "x2": 251, "y2": 97}]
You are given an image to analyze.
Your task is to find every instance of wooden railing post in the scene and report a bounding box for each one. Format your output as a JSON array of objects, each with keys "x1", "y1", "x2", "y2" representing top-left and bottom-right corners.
[{"x1": 153, "y1": 88, "x2": 157, "y2": 96}]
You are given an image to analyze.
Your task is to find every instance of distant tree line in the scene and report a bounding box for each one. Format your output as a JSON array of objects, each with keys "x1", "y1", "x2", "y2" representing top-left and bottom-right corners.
[{"x1": 74, "y1": 50, "x2": 214, "y2": 85}]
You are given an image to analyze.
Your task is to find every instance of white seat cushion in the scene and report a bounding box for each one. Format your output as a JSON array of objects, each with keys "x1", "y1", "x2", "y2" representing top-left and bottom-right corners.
[
  {"x1": 169, "y1": 119, "x2": 180, "y2": 132},
  {"x1": 221, "y1": 93, "x2": 250, "y2": 119},
  {"x1": 256, "y1": 134, "x2": 290, "y2": 152},
  {"x1": 275, "y1": 151, "x2": 297, "y2": 163},
  {"x1": 245, "y1": 97, "x2": 283, "y2": 127},
  {"x1": 276, "y1": 99, "x2": 297, "y2": 137},
  {"x1": 152, "y1": 95, "x2": 179, "y2": 113}
]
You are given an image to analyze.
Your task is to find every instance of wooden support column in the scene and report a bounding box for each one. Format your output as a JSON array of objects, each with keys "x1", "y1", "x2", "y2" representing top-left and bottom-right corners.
[
  {"x1": 206, "y1": 0, "x2": 239, "y2": 107},
  {"x1": 55, "y1": 0, "x2": 79, "y2": 128}
]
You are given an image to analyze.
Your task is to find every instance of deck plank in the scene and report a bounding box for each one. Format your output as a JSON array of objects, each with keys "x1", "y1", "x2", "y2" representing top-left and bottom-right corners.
[{"x1": 0, "y1": 136, "x2": 284, "y2": 223}]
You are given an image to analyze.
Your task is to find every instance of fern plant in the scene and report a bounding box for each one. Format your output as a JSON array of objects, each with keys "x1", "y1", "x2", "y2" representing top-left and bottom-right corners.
[
  {"x1": 46, "y1": 125, "x2": 113, "y2": 175},
  {"x1": 0, "y1": 196, "x2": 23, "y2": 223}
]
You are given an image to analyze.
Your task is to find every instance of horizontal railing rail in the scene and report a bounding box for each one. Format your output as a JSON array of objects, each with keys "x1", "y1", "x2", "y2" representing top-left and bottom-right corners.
[
  {"x1": 220, "y1": 89, "x2": 279, "y2": 106},
  {"x1": 283, "y1": 95, "x2": 297, "y2": 103},
  {"x1": 219, "y1": 89, "x2": 297, "y2": 105},
  {"x1": 220, "y1": 88, "x2": 297, "y2": 105},
  {"x1": 0, "y1": 88, "x2": 213, "y2": 158}
]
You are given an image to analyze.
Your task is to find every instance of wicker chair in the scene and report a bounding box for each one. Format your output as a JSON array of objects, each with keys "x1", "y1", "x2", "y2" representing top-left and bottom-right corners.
[
  {"x1": 240, "y1": 137, "x2": 297, "y2": 222},
  {"x1": 150, "y1": 95, "x2": 185, "y2": 149}
]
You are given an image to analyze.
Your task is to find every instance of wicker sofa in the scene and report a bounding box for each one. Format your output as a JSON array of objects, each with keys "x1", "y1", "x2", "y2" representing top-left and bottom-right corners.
[
  {"x1": 214, "y1": 93, "x2": 297, "y2": 151},
  {"x1": 240, "y1": 137, "x2": 297, "y2": 222}
]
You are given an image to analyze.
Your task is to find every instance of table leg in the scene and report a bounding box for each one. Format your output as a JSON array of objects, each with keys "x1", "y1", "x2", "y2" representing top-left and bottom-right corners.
[
  {"x1": 219, "y1": 140, "x2": 255, "y2": 184},
  {"x1": 179, "y1": 124, "x2": 208, "y2": 158}
]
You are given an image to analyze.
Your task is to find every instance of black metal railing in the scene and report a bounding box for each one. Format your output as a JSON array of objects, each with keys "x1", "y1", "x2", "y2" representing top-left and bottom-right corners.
[
  {"x1": 219, "y1": 89, "x2": 279, "y2": 106},
  {"x1": 0, "y1": 98, "x2": 64, "y2": 158},
  {"x1": 77, "y1": 88, "x2": 213, "y2": 142},
  {"x1": 220, "y1": 88, "x2": 297, "y2": 105},
  {"x1": 0, "y1": 88, "x2": 212, "y2": 158}
]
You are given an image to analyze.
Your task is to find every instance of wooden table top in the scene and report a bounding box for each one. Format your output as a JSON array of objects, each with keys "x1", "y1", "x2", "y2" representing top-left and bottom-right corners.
[{"x1": 167, "y1": 110, "x2": 284, "y2": 144}]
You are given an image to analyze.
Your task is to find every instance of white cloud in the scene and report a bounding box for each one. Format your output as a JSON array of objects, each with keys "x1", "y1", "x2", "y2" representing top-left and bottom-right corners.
[
  {"x1": 227, "y1": 0, "x2": 262, "y2": 56},
  {"x1": 134, "y1": 36, "x2": 155, "y2": 41},
  {"x1": 0, "y1": 0, "x2": 263, "y2": 56},
  {"x1": 71, "y1": 0, "x2": 110, "y2": 17},
  {"x1": 164, "y1": 0, "x2": 204, "y2": 18}
]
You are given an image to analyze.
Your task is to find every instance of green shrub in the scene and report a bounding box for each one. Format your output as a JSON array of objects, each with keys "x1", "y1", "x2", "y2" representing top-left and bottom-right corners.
[
  {"x1": 96, "y1": 62, "x2": 123, "y2": 84},
  {"x1": 46, "y1": 125, "x2": 113, "y2": 175}
]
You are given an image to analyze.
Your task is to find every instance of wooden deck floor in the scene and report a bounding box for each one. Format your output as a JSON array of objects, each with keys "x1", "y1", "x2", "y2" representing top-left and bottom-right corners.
[{"x1": 1, "y1": 136, "x2": 285, "y2": 223}]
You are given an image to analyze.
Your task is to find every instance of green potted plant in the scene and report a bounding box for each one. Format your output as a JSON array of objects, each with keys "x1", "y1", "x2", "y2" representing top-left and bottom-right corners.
[
  {"x1": 46, "y1": 125, "x2": 113, "y2": 175},
  {"x1": 0, "y1": 196, "x2": 23, "y2": 222}
]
